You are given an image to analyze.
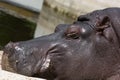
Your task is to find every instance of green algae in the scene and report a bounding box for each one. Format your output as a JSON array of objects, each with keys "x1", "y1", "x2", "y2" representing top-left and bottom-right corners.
[{"x1": 0, "y1": 11, "x2": 36, "y2": 46}]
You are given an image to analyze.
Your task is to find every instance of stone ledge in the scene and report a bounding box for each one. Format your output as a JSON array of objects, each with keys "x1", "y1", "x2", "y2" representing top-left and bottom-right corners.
[{"x1": 0, "y1": 70, "x2": 45, "y2": 80}]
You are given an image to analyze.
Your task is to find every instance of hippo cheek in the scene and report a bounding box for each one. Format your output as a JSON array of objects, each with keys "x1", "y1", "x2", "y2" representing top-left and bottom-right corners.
[{"x1": 37, "y1": 43, "x2": 69, "y2": 74}]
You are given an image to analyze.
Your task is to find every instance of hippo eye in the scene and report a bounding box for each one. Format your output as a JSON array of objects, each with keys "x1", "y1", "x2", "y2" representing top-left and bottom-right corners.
[
  {"x1": 65, "y1": 25, "x2": 81, "y2": 39},
  {"x1": 66, "y1": 32, "x2": 80, "y2": 39}
]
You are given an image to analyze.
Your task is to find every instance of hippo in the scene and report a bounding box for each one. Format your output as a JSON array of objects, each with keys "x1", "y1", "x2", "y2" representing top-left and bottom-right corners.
[{"x1": 2, "y1": 7, "x2": 120, "y2": 80}]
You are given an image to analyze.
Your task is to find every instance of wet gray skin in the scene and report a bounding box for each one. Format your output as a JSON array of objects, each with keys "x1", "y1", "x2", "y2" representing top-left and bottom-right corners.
[{"x1": 2, "y1": 7, "x2": 120, "y2": 80}]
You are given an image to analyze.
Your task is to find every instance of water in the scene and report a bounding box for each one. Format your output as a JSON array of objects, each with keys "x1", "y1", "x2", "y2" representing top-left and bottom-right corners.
[{"x1": 0, "y1": 11, "x2": 36, "y2": 46}]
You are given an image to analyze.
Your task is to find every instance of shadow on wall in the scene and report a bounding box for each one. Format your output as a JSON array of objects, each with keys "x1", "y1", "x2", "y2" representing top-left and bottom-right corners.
[{"x1": 0, "y1": 10, "x2": 36, "y2": 47}]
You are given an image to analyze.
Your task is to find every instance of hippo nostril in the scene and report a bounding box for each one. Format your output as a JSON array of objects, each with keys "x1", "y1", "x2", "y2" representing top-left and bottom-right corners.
[
  {"x1": 5, "y1": 42, "x2": 18, "y2": 50},
  {"x1": 5, "y1": 42, "x2": 13, "y2": 48}
]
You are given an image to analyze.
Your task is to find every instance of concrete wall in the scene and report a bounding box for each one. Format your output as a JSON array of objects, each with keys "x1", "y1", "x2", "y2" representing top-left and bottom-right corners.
[
  {"x1": 34, "y1": 0, "x2": 120, "y2": 37},
  {"x1": 45, "y1": 0, "x2": 120, "y2": 16},
  {"x1": 0, "y1": 1, "x2": 39, "y2": 23},
  {"x1": 6, "y1": 0, "x2": 44, "y2": 12}
]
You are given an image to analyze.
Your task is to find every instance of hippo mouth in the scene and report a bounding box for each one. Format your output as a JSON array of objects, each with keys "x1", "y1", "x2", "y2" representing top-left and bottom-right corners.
[{"x1": 33, "y1": 54, "x2": 51, "y2": 74}]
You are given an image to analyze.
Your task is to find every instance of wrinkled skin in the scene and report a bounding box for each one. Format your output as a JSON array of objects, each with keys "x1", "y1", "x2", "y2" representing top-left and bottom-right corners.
[{"x1": 2, "y1": 7, "x2": 120, "y2": 80}]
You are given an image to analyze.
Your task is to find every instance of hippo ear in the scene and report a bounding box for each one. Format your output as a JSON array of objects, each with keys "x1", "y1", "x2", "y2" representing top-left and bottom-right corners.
[
  {"x1": 95, "y1": 16, "x2": 110, "y2": 30},
  {"x1": 77, "y1": 16, "x2": 90, "y2": 22}
]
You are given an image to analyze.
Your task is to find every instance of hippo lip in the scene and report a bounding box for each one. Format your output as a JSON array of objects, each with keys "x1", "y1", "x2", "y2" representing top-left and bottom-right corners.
[{"x1": 2, "y1": 51, "x2": 16, "y2": 73}]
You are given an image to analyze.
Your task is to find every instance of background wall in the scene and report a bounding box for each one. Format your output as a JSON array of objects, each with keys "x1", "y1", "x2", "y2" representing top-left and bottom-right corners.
[
  {"x1": 4, "y1": 0, "x2": 44, "y2": 12},
  {"x1": 34, "y1": 0, "x2": 120, "y2": 37},
  {"x1": 46, "y1": 0, "x2": 120, "y2": 16}
]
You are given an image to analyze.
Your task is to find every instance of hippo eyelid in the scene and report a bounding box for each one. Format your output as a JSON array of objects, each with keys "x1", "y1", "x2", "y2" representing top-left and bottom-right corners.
[{"x1": 65, "y1": 26, "x2": 81, "y2": 39}]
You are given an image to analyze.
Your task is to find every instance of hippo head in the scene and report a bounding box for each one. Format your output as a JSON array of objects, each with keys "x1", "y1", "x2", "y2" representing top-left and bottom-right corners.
[{"x1": 2, "y1": 12, "x2": 120, "y2": 80}]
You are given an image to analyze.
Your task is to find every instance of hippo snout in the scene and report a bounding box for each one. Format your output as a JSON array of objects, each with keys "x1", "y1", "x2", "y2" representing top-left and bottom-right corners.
[
  {"x1": 2, "y1": 42, "x2": 35, "y2": 76},
  {"x1": 2, "y1": 40, "x2": 67, "y2": 79}
]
